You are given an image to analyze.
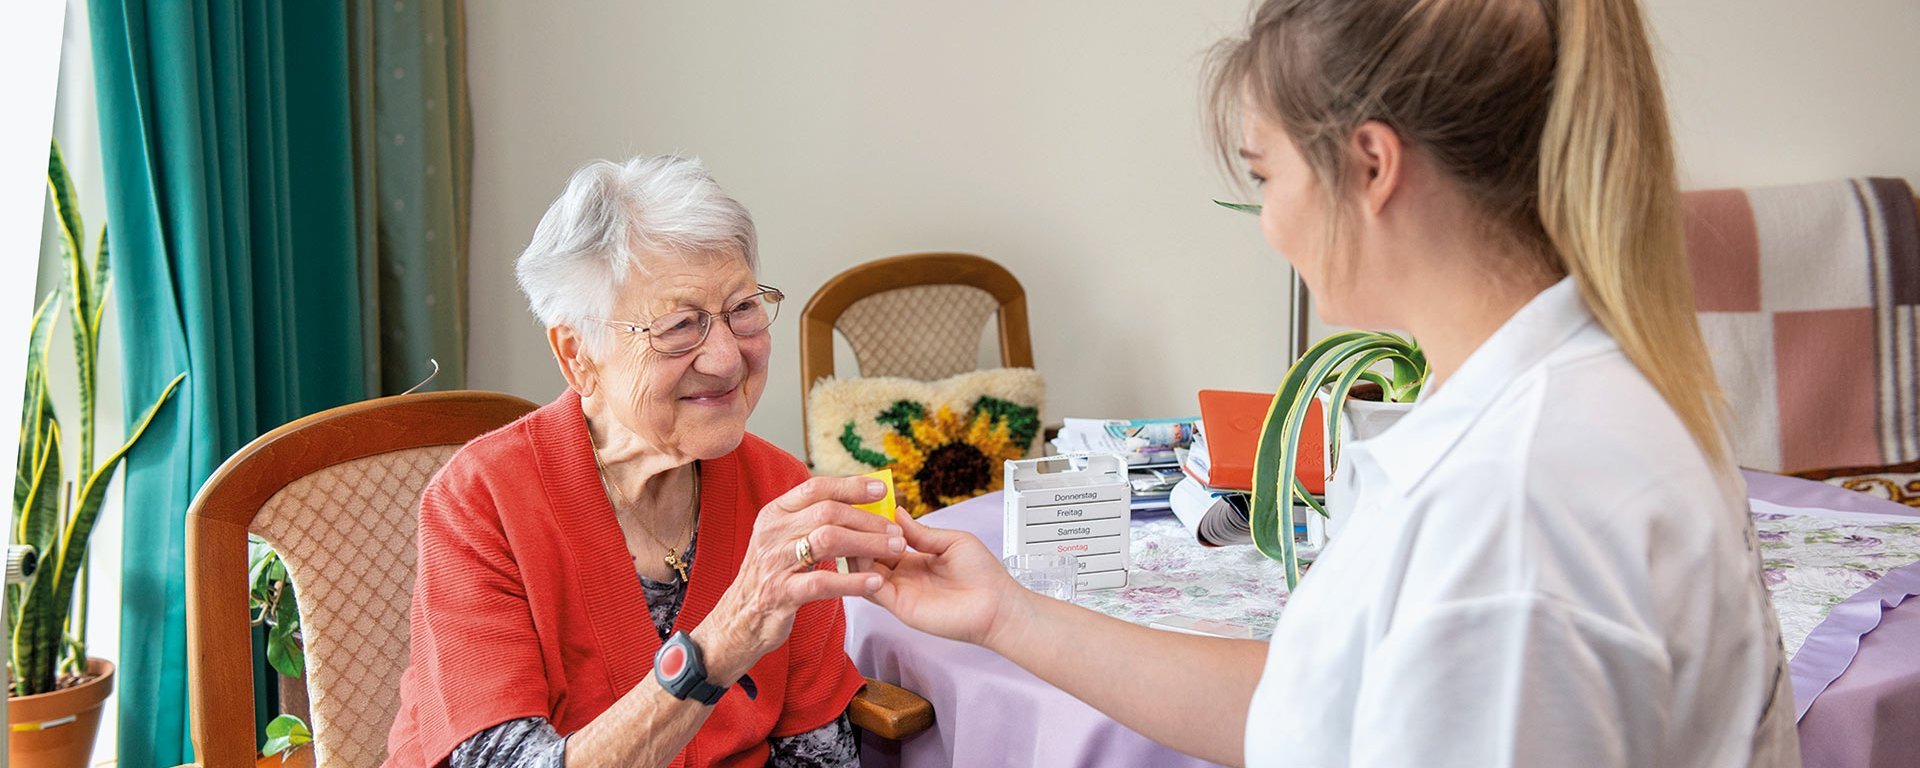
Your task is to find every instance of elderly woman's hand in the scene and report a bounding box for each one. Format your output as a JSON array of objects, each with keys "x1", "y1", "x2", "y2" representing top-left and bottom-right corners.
[{"x1": 690, "y1": 476, "x2": 904, "y2": 684}]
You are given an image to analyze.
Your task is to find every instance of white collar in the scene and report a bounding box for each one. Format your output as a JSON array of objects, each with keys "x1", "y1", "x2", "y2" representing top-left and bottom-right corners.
[{"x1": 1357, "y1": 277, "x2": 1596, "y2": 495}]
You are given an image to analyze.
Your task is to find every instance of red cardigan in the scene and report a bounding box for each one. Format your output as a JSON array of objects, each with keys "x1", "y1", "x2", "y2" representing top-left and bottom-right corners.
[{"x1": 384, "y1": 390, "x2": 865, "y2": 767}]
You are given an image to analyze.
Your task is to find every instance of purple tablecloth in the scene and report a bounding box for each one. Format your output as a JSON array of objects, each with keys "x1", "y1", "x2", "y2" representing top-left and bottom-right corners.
[
  {"x1": 846, "y1": 491, "x2": 1220, "y2": 768},
  {"x1": 846, "y1": 472, "x2": 1920, "y2": 767},
  {"x1": 1745, "y1": 471, "x2": 1920, "y2": 768},
  {"x1": 1801, "y1": 601, "x2": 1920, "y2": 768}
]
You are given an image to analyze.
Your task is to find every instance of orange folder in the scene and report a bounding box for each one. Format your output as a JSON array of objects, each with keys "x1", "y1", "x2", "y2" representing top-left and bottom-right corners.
[{"x1": 1195, "y1": 389, "x2": 1326, "y2": 495}]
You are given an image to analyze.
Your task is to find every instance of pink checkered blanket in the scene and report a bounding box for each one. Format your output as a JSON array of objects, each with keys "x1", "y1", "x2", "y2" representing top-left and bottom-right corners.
[{"x1": 1686, "y1": 178, "x2": 1920, "y2": 473}]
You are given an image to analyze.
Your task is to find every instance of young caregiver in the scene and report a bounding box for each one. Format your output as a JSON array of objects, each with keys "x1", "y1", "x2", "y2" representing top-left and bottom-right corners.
[{"x1": 867, "y1": 0, "x2": 1799, "y2": 765}]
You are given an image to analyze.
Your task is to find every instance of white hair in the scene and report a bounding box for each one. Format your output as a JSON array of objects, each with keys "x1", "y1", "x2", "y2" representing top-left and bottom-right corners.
[{"x1": 515, "y1": 155, "x2": 758, "y2": 351}]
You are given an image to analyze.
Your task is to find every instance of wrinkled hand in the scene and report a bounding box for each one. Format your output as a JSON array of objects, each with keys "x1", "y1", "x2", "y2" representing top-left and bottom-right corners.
[
  {"x1": 696, "y1": 476, "x2": 904, "y2": 683},
  {"x1": 866, "y1": 512, "x2": 1032, "y2": 648}
]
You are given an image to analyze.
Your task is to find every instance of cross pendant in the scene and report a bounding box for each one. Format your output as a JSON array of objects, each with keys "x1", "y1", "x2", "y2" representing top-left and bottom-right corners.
[{"x1": 664, "y1": 548, "x2": 689, "y2": 583}]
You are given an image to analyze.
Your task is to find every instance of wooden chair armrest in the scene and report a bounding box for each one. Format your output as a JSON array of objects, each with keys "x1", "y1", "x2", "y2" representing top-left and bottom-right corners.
[{"x1": 848, "y1": 676, "x2": 934, "y2": 740}]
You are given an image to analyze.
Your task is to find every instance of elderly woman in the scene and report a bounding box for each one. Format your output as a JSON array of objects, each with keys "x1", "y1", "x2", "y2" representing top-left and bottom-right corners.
[{"x1": 384, "y1": 156, "x2": 903, "y2": 768}]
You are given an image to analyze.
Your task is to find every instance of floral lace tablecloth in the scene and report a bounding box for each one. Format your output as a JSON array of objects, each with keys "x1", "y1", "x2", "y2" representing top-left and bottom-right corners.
[
  {"x1": 1752, "y1": 501, "x2": 1920, "y2": 656},
  {"x1": 1072, "y1": 516, "x2": 1292, "y2": 639},
  {"x1": 1074, "y1": 504, "x2": 1920, "y2": 655}
]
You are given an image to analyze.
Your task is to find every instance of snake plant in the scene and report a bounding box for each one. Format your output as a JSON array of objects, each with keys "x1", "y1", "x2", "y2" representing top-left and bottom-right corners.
[
  {"x1": 10, "y1": 139, "x2": 184, "y2": 695},
  {"x1": 1214, "y1": 200, "x2": 1428, "y2": 589}
]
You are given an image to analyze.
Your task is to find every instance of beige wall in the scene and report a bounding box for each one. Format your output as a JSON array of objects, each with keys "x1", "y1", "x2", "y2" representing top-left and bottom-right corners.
[
  {"x1": 1648, "y1": 0, "x2": 1920, "y2": 188},
  {"x1": 466, "y1": 0, "x2": 1920, "y2": 458}
]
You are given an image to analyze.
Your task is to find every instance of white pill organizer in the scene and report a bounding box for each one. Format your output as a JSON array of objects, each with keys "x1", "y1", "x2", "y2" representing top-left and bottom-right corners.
[{"x1": 1004, "y1": 454, "x2": 1131, "y2": 590}]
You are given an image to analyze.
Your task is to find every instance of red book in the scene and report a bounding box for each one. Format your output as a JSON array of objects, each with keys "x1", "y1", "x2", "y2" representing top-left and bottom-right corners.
[{"x1": 1193, "y1": 389, "x2": 1325, "y2": 495}]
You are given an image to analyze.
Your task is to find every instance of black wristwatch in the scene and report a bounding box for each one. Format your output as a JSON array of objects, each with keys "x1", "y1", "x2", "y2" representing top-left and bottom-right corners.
[{"x1": 655, "y1": 631, "x2": 729, "y2": 705}]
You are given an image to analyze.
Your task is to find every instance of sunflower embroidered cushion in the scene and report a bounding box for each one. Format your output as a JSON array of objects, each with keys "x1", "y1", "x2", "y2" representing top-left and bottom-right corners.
[{"x1": 807, "y1": 368, "x2": 1044, "y2": 517}]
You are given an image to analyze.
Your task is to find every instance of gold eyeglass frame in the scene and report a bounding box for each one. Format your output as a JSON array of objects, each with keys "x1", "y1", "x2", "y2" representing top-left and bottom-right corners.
[{"x1": 594, "y1": 284, "x2": 785, "y2": 355}]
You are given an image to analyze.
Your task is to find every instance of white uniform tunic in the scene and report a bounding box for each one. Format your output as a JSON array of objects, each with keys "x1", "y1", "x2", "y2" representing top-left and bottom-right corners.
[{"x1": 1244, "y1": 279, "x2": 1799, "y2": 767}]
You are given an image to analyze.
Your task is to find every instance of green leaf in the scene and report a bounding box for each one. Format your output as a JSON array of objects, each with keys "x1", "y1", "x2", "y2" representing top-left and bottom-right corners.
[
  {"x1": 971, "y1": 396, "x2": 1041, "y2": 449},
  {"x1": 62, "y1": 631, "x2": 84, "y2": 676},
  {"x1": 265, "y1": 714, "x2": 302, "y2": 740},
  {"x1": 274, "y1": 580, "x2": 301, "y2": 632},
  {"x1": 260, "y1": 714, "x2": 311, "y2": 761},
  {"x1": 266, "y1": 624, "x2": 292, "y2": 675},
  {"x1": 19, "y1": 425, "x2": 62, "y2": 560},
  {"x1": 1387, "y1": 342, "x2": 1429, "y2": 401},
  {"x1": 67, "y1": 271, "x2": 96, "y2": 476},
  {"x1": 49, "y1": 142, "x2": 97, "y2": 474},
  {"x1": 1247, "y1": 334, "x2": 1361, "y2": 582},
  {"x1": 266, "y1": 575, "x2": 305, "y2": 678},
  {"x1": 15, "y1": 292, "x2": 58, "y2": 518},
  {"x1": 1355, "y1": 370, "x2": 1393, "y2": 393},
  {"x1": 267, "y1": 617, "x2": 304, "y2": 678},
  {"x1": 90, "y1": 225, "x2": 110, "y2": 342},
  {"x1": 249, "y1": 548, "x2": 282, "y2": 615},
  {"x1": 46, "y1": 140, "x2": 85, "y2": 299},
  {"x1": 1213, "y1": 200, "x2": 1262, "y2": 215},
  {"x1": 248, "y1": 550, "x2": 273, "y2": 592},
  {"x1": 47, "y1": 373, "x2": 184, "y2": 638},
  {"x1": 838, "y1": 423, "x2": 893, "y2": 469},
  {"x1": 874, "y1": 400, "x2": 925, "y2": 437},
  {"x1": 261, "y1": 737, "x2": 294, "y2": 759}
]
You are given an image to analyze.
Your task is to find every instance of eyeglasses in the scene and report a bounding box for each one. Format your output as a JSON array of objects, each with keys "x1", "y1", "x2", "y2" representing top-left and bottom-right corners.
[{"x1": 597, "y1": 285, "x2": 785, "y2": 355}]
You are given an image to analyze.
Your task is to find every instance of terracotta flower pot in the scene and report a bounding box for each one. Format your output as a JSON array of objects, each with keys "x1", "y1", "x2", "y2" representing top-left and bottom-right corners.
[{"x1": 7, "y1": 658, "x2": 114, "y2": 768}]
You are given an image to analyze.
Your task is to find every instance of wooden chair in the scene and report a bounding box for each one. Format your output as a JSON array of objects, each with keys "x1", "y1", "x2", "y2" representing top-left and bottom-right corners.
[
  {"x1": 182, "y1": 390, "x2": 932, "y2": 768},
  {"x1": 799, "y1": 252, "x2": 1035, "y2": 462}
]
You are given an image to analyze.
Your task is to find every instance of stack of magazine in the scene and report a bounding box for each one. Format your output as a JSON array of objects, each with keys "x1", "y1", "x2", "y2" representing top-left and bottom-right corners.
[
  {"x1": 1172, "y1": 460, "x2": 1325, "y2": 552},
  {"x1": 1168, "y1": 474, "x2": 1253, "y2": 546},
  {"x1": 1050, "y1": 417, "x2": 1198, "y2": 514},
  {"x1": 1172, "y1": 391, "x2": 1327, "y2": 554},
  {"x1": 1048, "y1": 408, "x2": 1326, "y2": 556}
]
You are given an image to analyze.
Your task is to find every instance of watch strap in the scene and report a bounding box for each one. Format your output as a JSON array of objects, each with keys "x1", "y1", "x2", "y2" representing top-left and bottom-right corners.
[{"x1": 684, "y1": 674, "x2": 727, "y2": 705}]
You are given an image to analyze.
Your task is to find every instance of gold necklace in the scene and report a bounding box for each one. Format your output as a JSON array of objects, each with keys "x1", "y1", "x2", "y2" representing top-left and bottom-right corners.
[{"x1": 585, "y1": 420, "x2": 700, "y2": 583}]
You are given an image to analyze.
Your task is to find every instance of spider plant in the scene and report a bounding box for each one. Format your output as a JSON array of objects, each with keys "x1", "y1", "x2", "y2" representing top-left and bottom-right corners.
[
  {"x1": 1214, "y1": 200, "x2": 1428, "y2": 589},
  {"x1": 11, "y1": 139, "x2": 184, "y2": 695},
  {"x1": 1249, "y1": 331, "x2": 1425, "y2": 588}
]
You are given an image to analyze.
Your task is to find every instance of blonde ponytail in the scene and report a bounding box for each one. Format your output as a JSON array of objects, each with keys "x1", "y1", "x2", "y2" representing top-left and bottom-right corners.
[{"x1": 1537, "y1": 0, "x2": 1730, "y2": 465}]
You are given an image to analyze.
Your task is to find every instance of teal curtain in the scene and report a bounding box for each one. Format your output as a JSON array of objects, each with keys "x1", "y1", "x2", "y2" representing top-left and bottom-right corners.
[
  {"x1": 88, "y1": 1, "x2": 471, "y2": 763},
  {"x1": 89, "y1": 3, "x2": 363, "y2": 764}
]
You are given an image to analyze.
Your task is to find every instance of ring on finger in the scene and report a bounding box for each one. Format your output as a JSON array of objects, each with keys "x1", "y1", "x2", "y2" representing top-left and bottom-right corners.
[{"x1": 794, "y1": 534, "x2": 817, "y2": 569}]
